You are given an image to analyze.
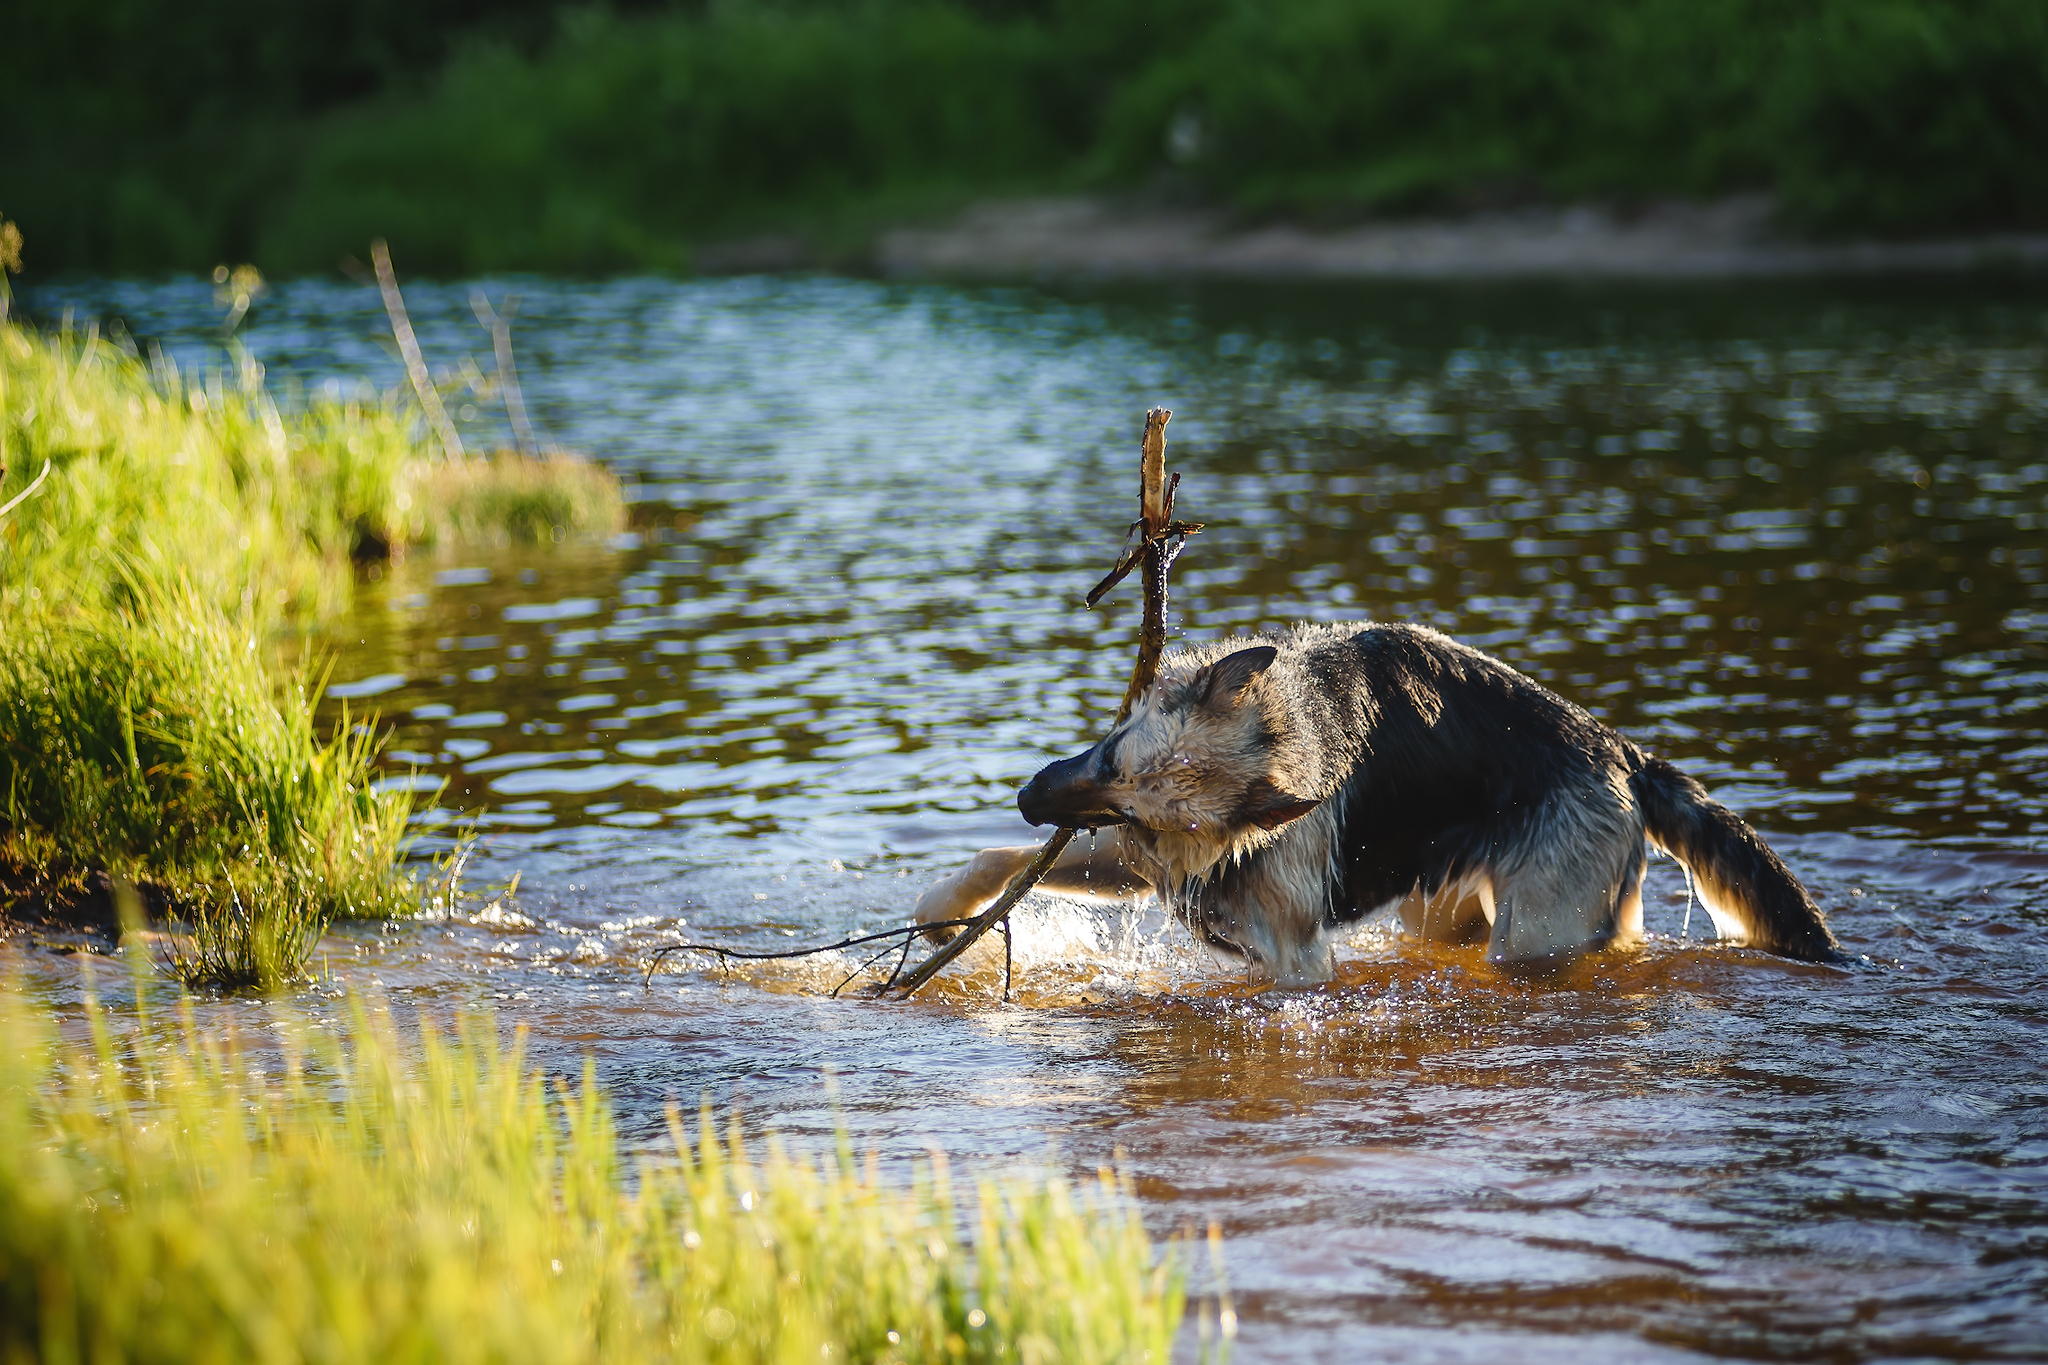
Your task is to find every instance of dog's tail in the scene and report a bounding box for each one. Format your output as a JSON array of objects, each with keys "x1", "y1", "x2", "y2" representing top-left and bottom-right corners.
[{"x1": 1630, "y1": 756, "x2": 1842, "y2": 961}]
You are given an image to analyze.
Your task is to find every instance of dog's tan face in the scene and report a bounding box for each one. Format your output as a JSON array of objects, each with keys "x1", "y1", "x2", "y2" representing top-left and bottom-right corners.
[{"x1": 1018, "y1": 644, "x2": 1320, "y2": 885}]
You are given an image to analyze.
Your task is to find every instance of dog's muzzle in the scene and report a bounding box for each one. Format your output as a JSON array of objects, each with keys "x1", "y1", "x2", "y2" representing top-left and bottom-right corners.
[{"x1": 1018, "y1": 748, "x2": 1127, "y2": 829}]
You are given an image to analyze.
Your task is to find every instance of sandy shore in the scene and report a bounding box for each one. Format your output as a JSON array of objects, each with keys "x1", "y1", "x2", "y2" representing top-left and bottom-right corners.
[{"x1": 848, "y1": 194, "x2": 2048, "y2": 282}]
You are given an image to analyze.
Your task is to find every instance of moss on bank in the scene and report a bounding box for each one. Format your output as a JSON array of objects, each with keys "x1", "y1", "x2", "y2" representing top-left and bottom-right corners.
[{"x1": 0, "y1": 992, "x2": 1194, "y2": 1362}]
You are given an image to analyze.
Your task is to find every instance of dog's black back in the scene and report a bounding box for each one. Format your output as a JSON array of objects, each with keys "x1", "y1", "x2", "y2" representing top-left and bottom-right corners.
[{"x1": 1305, "y1": 626, "x2": 1633, "y2": 927}]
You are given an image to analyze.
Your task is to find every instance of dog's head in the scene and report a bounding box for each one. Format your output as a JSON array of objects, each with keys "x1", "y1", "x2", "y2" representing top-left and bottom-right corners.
[{"x1": 1018, "y1": 642, "x2": 1322, "y2": 882}]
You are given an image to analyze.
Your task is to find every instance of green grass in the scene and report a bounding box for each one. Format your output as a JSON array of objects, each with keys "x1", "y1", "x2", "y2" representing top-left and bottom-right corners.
[
  {"x1": 0, "y1": 318, "x2": 624, "y2": 986},
  {"x1": 0, "y1": 989, "x2": 1198, "y2": 1363},
  {"x1": 7, "y1": 0, "x2": 2048, "y2": 273},
  {"x1": 0, "y1": 598, "x2": 418, "y2": 986},
  {"x1": 0, "y1": 320, "x2": 624, "y2": 623},
  {"x1": 410, "y1": 452, "x2": 629, "y2": 551}
]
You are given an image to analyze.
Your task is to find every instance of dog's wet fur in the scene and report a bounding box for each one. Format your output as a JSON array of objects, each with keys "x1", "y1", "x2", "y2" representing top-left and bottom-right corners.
[{"x1": 916, "y1": 622, "x2": 1840, "y2": 985}]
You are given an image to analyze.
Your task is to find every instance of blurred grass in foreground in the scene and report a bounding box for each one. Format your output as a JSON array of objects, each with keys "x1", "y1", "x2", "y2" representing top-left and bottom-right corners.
[
  {"x1": 0, "y1": 990, "x2": 1195, "y2": 1363},
  {"x1": 0, "y1": 317, "x2": 622, "y2": 986},
  {"x1": 8, "y1": 0, "x2": 2047, "y2": 273}
]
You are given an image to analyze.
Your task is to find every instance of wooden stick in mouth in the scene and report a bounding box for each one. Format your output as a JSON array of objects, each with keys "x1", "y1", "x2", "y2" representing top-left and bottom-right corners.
[{"x1": 891, "y1": 407, "x2": 1199, "y2": 998}]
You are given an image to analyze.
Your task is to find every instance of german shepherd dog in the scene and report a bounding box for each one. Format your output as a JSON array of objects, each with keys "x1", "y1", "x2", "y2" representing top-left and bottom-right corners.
[{"x1": 915, "y1": 621, "x2": 1840, "y2": 985}]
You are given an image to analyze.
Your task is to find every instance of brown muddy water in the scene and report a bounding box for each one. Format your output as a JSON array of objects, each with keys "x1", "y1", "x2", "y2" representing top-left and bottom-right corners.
[{"x1": 15, "y1": 274, "x2": 2048, "y2": 1362}]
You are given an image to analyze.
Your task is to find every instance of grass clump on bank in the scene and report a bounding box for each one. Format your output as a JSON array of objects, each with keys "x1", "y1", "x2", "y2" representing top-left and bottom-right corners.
[
  {"x1": 409, "y1": 451, "x2": 627, "y2": 551},
  {"x1": 0, "y1": 319, "x2": 624, "y2": 622},
  {"x1": 0, "y1": 314, "x2": 623, "y2": 985},
  {"x1": 0, "y1": 600, "x2": 416, "y2": 986},
  {"x1": 0, "y1": 992, "x2": 1194, "y2": 1364}
]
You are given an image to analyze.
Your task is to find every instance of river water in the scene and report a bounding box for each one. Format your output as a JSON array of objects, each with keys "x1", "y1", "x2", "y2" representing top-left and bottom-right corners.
[{"x1": 18, "y1": 272, "x2": 2048, "y2": 1362}]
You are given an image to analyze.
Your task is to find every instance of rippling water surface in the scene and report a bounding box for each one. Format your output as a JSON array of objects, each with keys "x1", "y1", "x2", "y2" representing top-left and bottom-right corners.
[{"x1": 17, "y1": 273, "x2": 2048, "y2": 1362}]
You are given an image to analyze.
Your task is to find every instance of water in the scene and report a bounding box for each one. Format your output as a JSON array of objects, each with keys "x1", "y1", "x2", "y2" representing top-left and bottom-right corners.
[{"x1": 16, "y1": 272, "x2": 2048, "y2": 1361}]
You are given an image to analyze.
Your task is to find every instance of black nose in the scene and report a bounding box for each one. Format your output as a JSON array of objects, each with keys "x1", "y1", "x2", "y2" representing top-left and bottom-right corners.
[{"x1": 1017, "y1": 747, "x2": 1127, "y2": 828}]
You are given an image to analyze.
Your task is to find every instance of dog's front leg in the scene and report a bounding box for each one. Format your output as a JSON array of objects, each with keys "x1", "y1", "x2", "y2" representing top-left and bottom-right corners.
[
  {"x1": 914, "y1": 832, "x2": 1152, "y2": 941},
  {"x1": 914, "y1": 846, "x2": 1041, "y2": 942}
]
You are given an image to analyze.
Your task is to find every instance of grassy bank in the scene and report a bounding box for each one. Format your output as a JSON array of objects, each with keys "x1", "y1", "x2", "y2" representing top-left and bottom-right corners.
[
  {"x1": 6, "y1": 0, "x2": 2048, "y2": 274},
  {"x1": 0, "y1": 991, "x2": 1194, "y2": 1363},
  {"x1": 0, "y1": 317, "x2": 623, "y2": 984},
  {"x1": 0, "y1": 602, "x2": 416, "y2": 985},
  {"x1": 0, "y1": 320, "x2": 622, "y2": 621}
]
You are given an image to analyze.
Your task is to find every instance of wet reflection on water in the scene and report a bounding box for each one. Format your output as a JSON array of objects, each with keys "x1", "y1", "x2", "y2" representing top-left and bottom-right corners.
[{"x1": 15, "y1": 273, "x2": 2048, "y2": 1362}]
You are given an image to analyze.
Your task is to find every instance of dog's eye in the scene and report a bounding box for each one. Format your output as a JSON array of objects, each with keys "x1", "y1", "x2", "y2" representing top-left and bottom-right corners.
[{"x1": 1095, "y1": 730, "x2": 1125, "y2": 774}]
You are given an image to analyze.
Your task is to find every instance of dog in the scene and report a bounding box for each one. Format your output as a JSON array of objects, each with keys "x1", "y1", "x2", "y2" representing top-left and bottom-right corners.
[{"x1": 914, "y1": 621, "x2": 1841, "y2": 985}]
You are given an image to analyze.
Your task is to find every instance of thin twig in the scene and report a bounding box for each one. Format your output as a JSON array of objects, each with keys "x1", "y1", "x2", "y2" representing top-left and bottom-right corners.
[
  {"x1": 890, "y1": 407, "x2": 1194, "y2": 997},
  {"x1": 832, "y1": 938, "x2": 913, "y2": 998},
  {"x1": 880, "y1": 930, "x2": 918, "y2": 993},
  {"x1": 641, "y1": 916, "x2": 986, "y2": 990},
  {"x1": 371, "y1": 239, "x2": 465, "y2": 465},
  {"x1": 471, "y1": 291, "x2": 538, "y2": 458}
]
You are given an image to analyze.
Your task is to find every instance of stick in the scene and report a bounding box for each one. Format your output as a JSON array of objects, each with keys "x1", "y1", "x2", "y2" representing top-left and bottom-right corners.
[
  {"x1": 1119, "y1": 408, "x2": 1185, "y2": 718},
  {"x1": 371, "y1": 239, "x2": 466, "y2": 465},
  {"x1": 890, "y1": 407, "x2": 1195, "y2": 997},
  {"x1": 888, "y1": 828, "x2": 1077, "y2": 997},
  {"x1": 471, "y1": 291, "x2": 539, "y2": 458},
  {"x1": 642, "y1": 915, "x2": 988, "y2": 991}
]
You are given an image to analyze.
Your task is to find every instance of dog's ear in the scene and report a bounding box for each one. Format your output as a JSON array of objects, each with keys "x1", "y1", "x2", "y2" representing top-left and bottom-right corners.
[
  {"x1": 1241, "y1": 777, "x2": 1319, "y2": 830},
  {"x1": 1196, "y1": 645, "x2": 1278, "y2": 709}
]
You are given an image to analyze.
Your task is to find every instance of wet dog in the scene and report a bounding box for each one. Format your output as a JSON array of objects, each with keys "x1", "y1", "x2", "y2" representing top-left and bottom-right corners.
[{"x1": 915, "y1": 621, "x2": 1840, "y2": 985}]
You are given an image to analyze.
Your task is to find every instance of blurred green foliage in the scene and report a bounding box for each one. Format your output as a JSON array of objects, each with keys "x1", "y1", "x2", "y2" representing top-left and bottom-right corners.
[
  {"x1": 263, "y1": 4, "x2": 1076, "y2": 271},
  {"x1": 7, "y1": 0, "x2": 2047, "y2": 274}
]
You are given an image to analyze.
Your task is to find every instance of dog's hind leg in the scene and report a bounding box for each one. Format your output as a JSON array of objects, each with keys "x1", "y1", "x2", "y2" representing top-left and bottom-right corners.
[
  {"x1": 914, "y1": 831, "x2": 1151, "y2": 941},
  {"x1": 1486, "y1": 788, "x2": 1644, "y2": 970},
  {"x1": 1612, "y1": 845, "x2": 1648, "y2": 945},
  {"x1": 1394, "y1": 876, "x2": 1495, "y2": 946}
]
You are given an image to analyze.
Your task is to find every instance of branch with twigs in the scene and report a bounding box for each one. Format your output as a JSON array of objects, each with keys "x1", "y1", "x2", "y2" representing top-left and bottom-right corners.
[
  {"x1": 642, "y1": 915, "x2": 991, "y2": 998},
  {"x1": 638, "y1": 407, "x2": 1200, "y2": 1002},
  {"x1": 885, "y1": 406, "x2": 1198, "y2": 998}
]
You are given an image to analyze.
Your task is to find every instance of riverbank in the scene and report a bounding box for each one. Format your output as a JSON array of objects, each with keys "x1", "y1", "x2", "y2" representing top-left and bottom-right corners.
[{"x1": 870, "y1": 195, "x2": 2048, "y2": 282}]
